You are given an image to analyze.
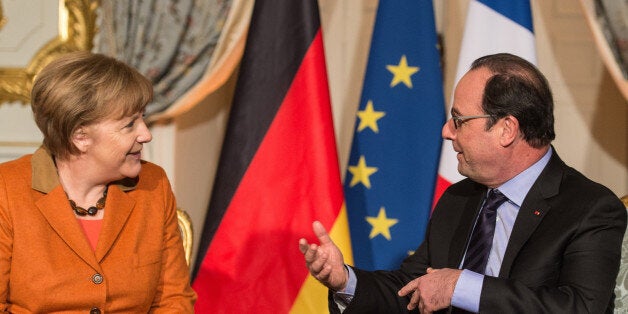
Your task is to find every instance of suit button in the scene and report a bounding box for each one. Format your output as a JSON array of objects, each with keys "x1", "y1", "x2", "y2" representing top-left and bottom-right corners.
[
  {"x1": 90, "y1": 307, "x2": 101, "y2": 314},
  {"x1": 91, "y1": 273, "x2": 103, "y2": 284}
]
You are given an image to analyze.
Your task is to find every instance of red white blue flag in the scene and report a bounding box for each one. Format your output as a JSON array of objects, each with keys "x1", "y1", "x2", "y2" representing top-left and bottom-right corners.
[{"x1": 435, "y1": 0, "x2": 536, "y2": 200}]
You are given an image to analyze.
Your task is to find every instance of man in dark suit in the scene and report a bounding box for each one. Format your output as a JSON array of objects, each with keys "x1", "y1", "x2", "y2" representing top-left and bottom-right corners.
[{"x1": 299, "y1": 53, "x2": 626, "y2": 313}]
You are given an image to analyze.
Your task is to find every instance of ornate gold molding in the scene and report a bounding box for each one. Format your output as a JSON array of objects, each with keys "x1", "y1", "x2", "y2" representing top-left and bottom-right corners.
[
  {"x1": 176, "y1": 208, "x2": 194, "y2": 266},
  {"x1": 0, "y1": 0, "x2": 99, "y2": 105},
  {"x1": 0, "y1": 2, "x2": 6, "y2": 30}
]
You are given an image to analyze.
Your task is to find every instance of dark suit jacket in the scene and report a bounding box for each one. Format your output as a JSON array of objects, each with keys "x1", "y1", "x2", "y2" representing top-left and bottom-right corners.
[{"x1": 332, "y1": 151, "x2": 626, "y2": 313}]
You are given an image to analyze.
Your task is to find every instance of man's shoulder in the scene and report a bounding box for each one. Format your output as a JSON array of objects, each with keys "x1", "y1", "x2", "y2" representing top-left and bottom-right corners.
[
  {"x1": 536, "y1": 155, "x2": 624, "y2": 214},
  {"x1": 545, "y1": 152, "x2": 614, "y2": 195},
  {"x1": 433, "y1": 179, "x2": 485, "y2": 212},
  {"x1": 558, "y1": 164, "x2": 620, "y2": 202},
  {"x1": 445, "y1": 178, "x2": 484, "y2": 196}
]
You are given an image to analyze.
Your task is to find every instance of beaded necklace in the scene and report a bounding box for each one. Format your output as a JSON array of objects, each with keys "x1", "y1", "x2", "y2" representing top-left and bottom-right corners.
[{"x1": 68, "y1": 187, "x2": 108, "y2": 216}]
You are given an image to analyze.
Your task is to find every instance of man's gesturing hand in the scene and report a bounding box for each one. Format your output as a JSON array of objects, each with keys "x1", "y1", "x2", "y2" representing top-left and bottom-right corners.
[{"x1": 298, "y1": 221, "x2": 348, "y2": 291}]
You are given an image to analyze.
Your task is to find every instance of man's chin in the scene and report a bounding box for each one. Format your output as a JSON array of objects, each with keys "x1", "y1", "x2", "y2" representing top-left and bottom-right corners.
[{"x1": 457, "y1": 165, "x2": 469, "y2": 178}]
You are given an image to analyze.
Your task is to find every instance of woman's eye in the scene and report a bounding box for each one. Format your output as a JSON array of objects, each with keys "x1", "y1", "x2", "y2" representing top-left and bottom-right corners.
[{"x1": 125, "y1": 120, "x2": 135, "y2": 128}]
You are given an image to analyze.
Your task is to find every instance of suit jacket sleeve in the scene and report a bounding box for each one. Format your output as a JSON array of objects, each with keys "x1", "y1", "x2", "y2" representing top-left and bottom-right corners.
[
  {"x1": 328, "y1": 228, "x2": 432, "y2": 313},
  {"x1": 327, "y1": 179, "x2": 484, "y2": 314}
]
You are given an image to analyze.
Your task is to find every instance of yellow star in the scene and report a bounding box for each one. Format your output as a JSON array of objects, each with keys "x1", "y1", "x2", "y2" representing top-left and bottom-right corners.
[
  {"x1": 366, "y1": 207, "x2": 399, "y2": 240},
  {"x1": 347, "y1": 156, "x2": 378, "y2": 188},
  {"x1": 357, "y1": 100, "x2": 386, "y2": 133},
  {"x1": 386, "y1": 55, "x2": 420, "y2": 88}
]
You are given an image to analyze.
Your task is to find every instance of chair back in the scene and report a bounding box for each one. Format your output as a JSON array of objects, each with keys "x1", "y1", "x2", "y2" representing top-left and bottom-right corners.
[
  {"x1": 614, "y1": 195, "x2": 628, "y2": 311},
  {"x1": 176, "y1": 208, "x2": 193, "y2": 266}
]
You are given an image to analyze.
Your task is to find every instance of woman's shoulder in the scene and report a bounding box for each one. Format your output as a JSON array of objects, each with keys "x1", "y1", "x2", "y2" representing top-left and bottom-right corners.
[
  {"x1": 139, "y1": 160, "x2": 167, "y2": 177},
  {"x1": 0, "y1": 154, "x2": 32, "y2": 173},
  {"x1": 135, "y1": 160, "x2": 172, "y2": 188},
  {"x1": 109, "y1": 161, "x2": 170, "y2": 192}
]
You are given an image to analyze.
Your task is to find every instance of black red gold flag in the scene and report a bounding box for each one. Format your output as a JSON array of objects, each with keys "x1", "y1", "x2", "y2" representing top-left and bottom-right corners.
[{"x1": 192, "y1": 1, "x2": 352, "y2": 312}]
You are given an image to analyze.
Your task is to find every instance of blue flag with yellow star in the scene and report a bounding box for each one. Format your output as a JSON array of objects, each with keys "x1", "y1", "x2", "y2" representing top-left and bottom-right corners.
[{"x1": 344, "y1": 0, "x2": 445, "y2": 270}]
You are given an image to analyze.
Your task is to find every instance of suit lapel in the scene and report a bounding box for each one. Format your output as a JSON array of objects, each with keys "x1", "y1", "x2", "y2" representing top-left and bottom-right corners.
[
  {"x1": 498, "y1": 152, "x2": 563, "y2": 278},
  {"x1": 448, "y1": 185, "x2": 486, "y2": 268},
  {"x1": 35, "y1": 186, "x2": 100, "y2": 269},
  {"x1": 95, "y1": 185, "x2": 135, "y2": 262}
]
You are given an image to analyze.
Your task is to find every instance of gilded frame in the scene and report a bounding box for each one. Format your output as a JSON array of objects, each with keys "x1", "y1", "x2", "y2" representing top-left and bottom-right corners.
[
  {"x1": 0, "y1": 0, "x2": 98, "y2": 104},
  {"x1": 176, "y1": 208, "x2": 194, "y2": 266}
]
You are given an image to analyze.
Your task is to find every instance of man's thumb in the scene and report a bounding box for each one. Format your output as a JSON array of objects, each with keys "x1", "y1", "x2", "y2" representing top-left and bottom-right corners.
[{"x1": 313, "y1": 221, "x2": 332, "y2": 245}]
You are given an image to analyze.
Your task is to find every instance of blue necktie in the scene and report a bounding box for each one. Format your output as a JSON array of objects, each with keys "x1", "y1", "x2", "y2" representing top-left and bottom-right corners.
[{"x1": 463, "y1": 189, "x2": 508, "y2": 274}]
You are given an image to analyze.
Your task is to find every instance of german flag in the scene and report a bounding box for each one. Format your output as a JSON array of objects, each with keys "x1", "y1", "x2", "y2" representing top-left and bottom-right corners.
[{"x1": 191, "y1": 0, "x2": 353, "y2": 312}]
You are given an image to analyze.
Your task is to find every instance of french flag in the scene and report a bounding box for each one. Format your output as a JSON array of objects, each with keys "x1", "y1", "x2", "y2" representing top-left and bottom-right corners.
[{"x1": 434, "y1": 0, "x2": 537, "y2": 202}]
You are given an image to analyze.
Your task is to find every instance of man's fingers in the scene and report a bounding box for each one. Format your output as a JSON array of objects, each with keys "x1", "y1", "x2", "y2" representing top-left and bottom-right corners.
[
  {"x1": 409, "y1": 290, "x2": 421, "y2": 310},
  {"x1": 419, "y1": 297, "x2": 431, "y2": 314},
  {"x1": 398, "y1": 280, "x2": 416, "y2": 297},
  {"x1": 316, "y1": 264, "x2": 333, "y2": 282},
  {"x1": 309, "y1": 250, "x2": 329, "y2": 272},
  {"x1": 298, "y1": 238, "x2": 309, "y2": 254},
  {"x1": 404, "y1": 288, "x2": 420, "y2": 311},
  {"x1": 312, "y1": 221, "x2": 333, "y2": 245},
  {"x1": 303, "y1": 243, "x2": 320, "y2": 265}
]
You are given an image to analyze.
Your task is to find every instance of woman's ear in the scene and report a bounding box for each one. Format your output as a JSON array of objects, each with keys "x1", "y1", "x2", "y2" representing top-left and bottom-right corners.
[
  {"x1": 499, "y1": 116, "x2": 520, "y2": 147},
  {"x1": 72, "y1": 127, "x2": 91, "y2": 153}
]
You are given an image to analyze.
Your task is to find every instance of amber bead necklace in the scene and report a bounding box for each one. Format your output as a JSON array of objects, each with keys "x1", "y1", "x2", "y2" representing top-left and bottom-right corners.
[{"x1": 68, "y1": 186, "x2": 108, "y2": 216}]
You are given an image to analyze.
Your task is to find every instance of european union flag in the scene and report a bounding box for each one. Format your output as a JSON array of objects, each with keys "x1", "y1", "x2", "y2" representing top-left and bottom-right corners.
[{"x1": 344, "y1": 0, "x2": 445, "y2": 270}]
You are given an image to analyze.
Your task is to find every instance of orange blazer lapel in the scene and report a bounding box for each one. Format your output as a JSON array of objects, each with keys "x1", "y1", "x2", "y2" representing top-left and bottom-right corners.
[
  {"x1": 95, "y1": 185, "x2": 135, "y2": 262},
  {"x1": 34, "y1": 185, "x2": 100, "y2": 269}
]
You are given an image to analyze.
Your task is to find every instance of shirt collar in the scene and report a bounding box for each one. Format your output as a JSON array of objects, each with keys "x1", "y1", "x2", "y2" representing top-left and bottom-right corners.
[
  {"x1": 497, "y1": 147, "x2": 553, "y2": 207},
  {"x1": 31, "y1": 146, "x2": 138, "y2": 194}
]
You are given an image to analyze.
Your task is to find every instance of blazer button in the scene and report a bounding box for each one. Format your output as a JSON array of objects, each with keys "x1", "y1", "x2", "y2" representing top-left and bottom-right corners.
[
  {"x1": 90, "y1": 307, "x2": 101, "y2": 314},
  {"x1": 91, "y1": 273, "x2": 103, "y2": 284}
]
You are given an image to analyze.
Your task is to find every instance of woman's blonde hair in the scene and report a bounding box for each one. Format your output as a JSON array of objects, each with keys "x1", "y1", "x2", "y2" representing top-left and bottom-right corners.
[{"x1": 31, "y1": 51, "x2": 153, "y2": 159}]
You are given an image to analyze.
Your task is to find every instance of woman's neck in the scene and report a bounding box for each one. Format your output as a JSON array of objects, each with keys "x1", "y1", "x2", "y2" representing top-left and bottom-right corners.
[{"x1": 56, "y1": 156, "x2": 107, "y2": 212}]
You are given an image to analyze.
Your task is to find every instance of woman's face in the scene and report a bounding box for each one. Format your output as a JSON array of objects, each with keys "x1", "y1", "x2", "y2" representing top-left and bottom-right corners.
[{"x1": 81, "y1": 111, "x2": 152, "y2": 181}]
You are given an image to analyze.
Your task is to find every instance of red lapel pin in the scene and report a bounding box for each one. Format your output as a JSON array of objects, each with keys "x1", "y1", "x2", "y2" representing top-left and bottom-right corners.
[{"x1": 533, "y1": 210, "x2": 541, "y2": 216}]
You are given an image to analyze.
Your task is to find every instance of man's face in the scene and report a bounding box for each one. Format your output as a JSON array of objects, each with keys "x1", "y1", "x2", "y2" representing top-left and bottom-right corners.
[{"x1": 442, "y1": 68, "x2": 504, "y2": 185}]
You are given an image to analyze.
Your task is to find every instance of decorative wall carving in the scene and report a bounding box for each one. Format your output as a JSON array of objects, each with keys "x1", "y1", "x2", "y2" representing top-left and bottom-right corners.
[
  {"x1": 0, "y1": 0, "x2": 98, "y2": 105},
  {"x1": 0, "y1": 2, "x2": 6, "y2": 30}
]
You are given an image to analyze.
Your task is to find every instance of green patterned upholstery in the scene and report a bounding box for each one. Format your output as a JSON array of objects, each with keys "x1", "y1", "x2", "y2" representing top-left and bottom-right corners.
[{"x1": 615, "y1": 196, "x2": 628, "y2": 312}]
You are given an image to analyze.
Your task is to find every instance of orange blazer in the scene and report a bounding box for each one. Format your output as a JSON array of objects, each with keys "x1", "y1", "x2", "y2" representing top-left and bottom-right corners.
[{"x1": 0, "y1": 148, "x2": 196, "y2": 313}]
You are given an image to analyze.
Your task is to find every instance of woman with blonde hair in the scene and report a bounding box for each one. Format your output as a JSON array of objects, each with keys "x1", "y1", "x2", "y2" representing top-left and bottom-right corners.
[{"x1": 0, "y1": 51, "x2": 196, "y2": 313}]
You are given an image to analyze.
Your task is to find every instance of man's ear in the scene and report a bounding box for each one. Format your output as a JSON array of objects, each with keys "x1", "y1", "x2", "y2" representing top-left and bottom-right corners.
[
  {"x1": 499, "y1": 116, "x2": 520, "y2": 147},
  {"x1": 72, "y1": 127, "x2": 91, "y2": 153}
]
